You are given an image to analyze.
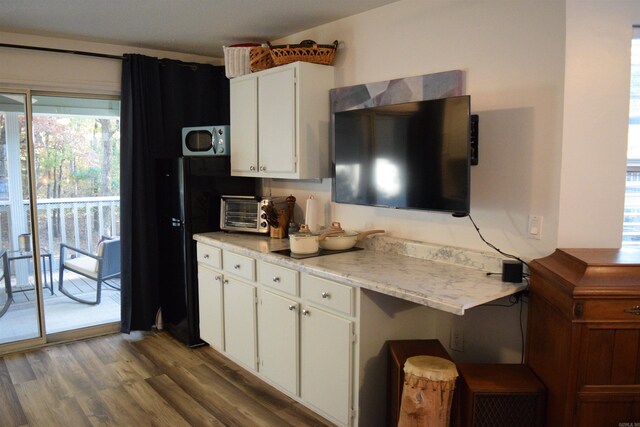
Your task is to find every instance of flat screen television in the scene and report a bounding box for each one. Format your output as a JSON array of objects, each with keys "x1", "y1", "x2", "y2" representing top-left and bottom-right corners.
[{"x1": 333, "y1": 95, "x2": 471, "y2": 216}]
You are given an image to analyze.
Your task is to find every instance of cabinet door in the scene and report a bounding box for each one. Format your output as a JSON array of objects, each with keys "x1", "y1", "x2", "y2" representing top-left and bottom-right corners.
[
  {"x1": 197, "y1": 265, "x2": 224, "y2": 351},
  {"x1": 300, "y1": 305, "x2": 353, "y2": 426},
  {"x1": 223, "y1": 277, "x2": 258, "y2": 370},
  {"x1": 230, "y1": 76, "x2": 258, "y2": 175},
  {"x1": 258, "y1": 66, "x2": 296, "y2": 175},
  {"x1": 258, "y1": 290, "x2": 299, "y2": 395},
  {"x1": 575, "y1": 323, "x2": 640, "y2": 426}
]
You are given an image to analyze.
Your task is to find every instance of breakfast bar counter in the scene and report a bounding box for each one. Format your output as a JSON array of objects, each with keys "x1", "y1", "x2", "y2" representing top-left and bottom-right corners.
[{"x1": 194, "y1": 231, "x2": 526, "y2": 315}]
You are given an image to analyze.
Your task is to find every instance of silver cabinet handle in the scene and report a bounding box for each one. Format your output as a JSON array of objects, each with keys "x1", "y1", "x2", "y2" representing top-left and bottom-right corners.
[
  {"x1": 302, "y1": 309, "x2": 310, "y2": 316},
  {"x1": 215, "y1": 275, "x2": 222, "y2": 281},
  {"x1": 250, "y1": 165, "x2": 256, "y2": 171},
  {"x1": 289, "y1": 305, "x2": 296, "y2": 311},
  {"x1": 259, "y1": 166, "x2": 266, "y2": 171},
  {"x1": 204, "y1": 254, "x2": 210, "y2": 259},
  {"x1": 321, "y1": 292, "x2": 331, "y2": 299},
  {"x1": 223, "y1": 279, "x2": 229, "y2": 285},
  {"x1": 273, "y1": 276, "x2": 281, "y2": 283},
  {"x1": 624, "y1": 305, "x2": 640, "y2": 315},
  {"x1": 234, "y1": 264, "x2": 241, "y2": 270}
]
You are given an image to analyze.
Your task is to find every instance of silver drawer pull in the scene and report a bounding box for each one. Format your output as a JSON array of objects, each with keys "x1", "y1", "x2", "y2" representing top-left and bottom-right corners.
[
  {"x1": 204, "y1": 254, "x2": 210, "y2": 259},
  {"x1": 288, "y1": 305, "x2": 296, "y2": 311},
  {"x1": 215, "y1": 275, "x2": 222, "y2": 281},
  {"x1": 234, "y1": 264, "x2": 241, "y2": 270},
  {"x1": 302, "y1": 309, "x2": 310, "y2": 316},
  {"x1": 273, "y1": 277, "x2": 281, "y2": 283},
  {"x1": 223, "y1": 280, "x2": 229, "y2": 285},
  {"x1": 321, "y1": 292, "x2": 331, "y2": 299},
  {"x1": 624, "y1": 305, "x2": 640, "y2": 315}
]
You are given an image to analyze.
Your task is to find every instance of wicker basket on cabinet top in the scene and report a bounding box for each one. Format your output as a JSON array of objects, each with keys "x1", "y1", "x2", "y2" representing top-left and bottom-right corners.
[
  {"x1": 249, "y1": 46, "x2": 274, "y2": 72},
  {"x1": 267, "y1": 40, "x2": 338, "y2": 66},
  {"x1": 223, "y1": 44, "x2": 260, "y2": 78}
]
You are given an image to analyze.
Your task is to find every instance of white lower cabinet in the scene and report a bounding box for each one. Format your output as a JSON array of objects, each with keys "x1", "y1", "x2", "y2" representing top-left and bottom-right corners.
[
  {"x1": 300, "y1": 304, "x2": 354, "y2": 426},
  {"x1": 197, "y1": 265, "x2": 224, "y2": 351},
  {"x1": 223, "y1": 276, "x2": 258, "y2": 371},
  {"x1": 196, "y1": 242, "x2": 437, "y2": 427},
  {"x1": 258, "y1": 289, "x2": 299, "y2": 395}
]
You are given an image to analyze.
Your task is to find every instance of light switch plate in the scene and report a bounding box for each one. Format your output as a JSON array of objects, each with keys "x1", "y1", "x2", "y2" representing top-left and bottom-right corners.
[{"x1": 528, "y1": 215, "x2": 543, "y2": 239}]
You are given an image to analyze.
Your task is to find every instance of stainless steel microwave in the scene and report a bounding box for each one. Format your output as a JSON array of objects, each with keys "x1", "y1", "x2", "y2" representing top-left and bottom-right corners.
[
  {"x1": 220, "y1": 195, "x2": 287, "y2": 234},
  {"x1": 182, "y1": 125, "x2": 230, "y2": 156}
]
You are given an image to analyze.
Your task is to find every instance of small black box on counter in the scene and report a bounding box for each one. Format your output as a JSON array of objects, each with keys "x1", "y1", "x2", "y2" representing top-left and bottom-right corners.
[{"x1": 502, "y1": 260, "x2": 523, "y2": 283}]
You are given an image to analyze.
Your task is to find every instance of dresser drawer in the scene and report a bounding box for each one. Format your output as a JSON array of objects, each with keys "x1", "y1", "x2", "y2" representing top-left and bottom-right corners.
[
  {"x1": 223, "y1": 251, "x2": 256, "y2": 282},
  {"x1": 197, "y1": 243, "x2": 222, "y2": 270},
  {"x1": 302, "y1": 275, "x2": 354, "y2": 316},
  {"x1": 259, "y1": 261, "x2": 299, "y2": 296},
  {"x1": 578, "y1": 299, "x2": 640, "y2": 321}
]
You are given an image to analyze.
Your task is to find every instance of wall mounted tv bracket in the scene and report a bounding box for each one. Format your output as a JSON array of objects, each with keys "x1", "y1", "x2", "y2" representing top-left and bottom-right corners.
[{"x1": 470, "y1": 114, "x2": 479, "y2": 166}]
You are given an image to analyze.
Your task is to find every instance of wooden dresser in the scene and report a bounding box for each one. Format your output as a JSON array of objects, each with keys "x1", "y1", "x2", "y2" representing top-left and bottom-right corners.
[{"x1": 526, "y1": 248, "x2": 640, "y2": 427}]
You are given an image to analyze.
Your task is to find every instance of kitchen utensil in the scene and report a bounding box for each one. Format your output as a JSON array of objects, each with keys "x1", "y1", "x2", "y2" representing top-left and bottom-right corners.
[
  {"x1": 263, "y1": 201, "x2": 279, "y2": 227},
  {"x1": 289, "y1": 225, "x2": 341, "y2": 254},
  {"x1": 318, "y1": 222, "x2": 385, "y2": 250},
  {"x1": 270, "y1": 209, "x2": 289, "y2": 239}
]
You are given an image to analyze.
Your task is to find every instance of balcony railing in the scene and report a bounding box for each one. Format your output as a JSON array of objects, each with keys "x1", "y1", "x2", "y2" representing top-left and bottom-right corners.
[
  {"x1": 623, "y1": 170, "x2": 640, "y2": 245},
  {"x1": 0, "y1": 196, "x2": 120, "y2": 269}
]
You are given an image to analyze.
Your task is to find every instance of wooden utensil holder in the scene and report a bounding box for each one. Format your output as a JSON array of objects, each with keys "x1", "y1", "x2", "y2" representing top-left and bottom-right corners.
[{"x1": 270, "y1": 209, "x2": 289, "y2": 238}]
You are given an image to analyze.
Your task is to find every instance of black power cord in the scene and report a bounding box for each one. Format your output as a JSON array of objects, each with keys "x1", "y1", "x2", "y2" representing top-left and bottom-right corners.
[
  {"x1": 469, "y1": 214, "x2": 531, "y2": 363},
  {"x1": 468, "y1": 214, "x2": 529, "y2": 269}
]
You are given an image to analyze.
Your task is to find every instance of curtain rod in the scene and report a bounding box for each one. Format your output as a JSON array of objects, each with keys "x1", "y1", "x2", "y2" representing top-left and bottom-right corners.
[
  {"x1": 0, "y1": 42, "x2": 124, "y2": 60},
  {"x1": 0, "y1": 42, "x2": 219, "y2": 70}
]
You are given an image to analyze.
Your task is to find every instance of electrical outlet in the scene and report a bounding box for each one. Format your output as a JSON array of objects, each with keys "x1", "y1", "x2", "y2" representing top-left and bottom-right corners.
[{"x1": 450, "y1": 324, "x2": 464, "y2": 352}]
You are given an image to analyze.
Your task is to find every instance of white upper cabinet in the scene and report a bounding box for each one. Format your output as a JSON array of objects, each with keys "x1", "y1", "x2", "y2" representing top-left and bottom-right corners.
[{"x1": 230, "y1": 62, "x2": 334, "y2": 179}]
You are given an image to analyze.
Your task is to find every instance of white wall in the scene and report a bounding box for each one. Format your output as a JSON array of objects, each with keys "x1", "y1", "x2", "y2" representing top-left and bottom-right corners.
[
  {"x1": 558, "y1": 0, "x2": 640, "y2": 247},
  {"x1": 0, "y1": 31, "x2": 221, "y2": 95},
  {"x1": 270, "y1": 0, "x2": 566, "y2": 262},
  {"x1": 265, "y1": 0, "x2": 639, "y2": 363}
]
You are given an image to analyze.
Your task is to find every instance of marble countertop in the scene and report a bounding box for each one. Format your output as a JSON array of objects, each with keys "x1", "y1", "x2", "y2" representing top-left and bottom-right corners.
[{"x1": 194, "y1": 232, "x2": 528, "y2": 315}]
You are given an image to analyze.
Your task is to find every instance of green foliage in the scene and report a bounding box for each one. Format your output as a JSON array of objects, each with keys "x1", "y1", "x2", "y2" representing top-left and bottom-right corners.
[{"x1": 32, "y1": 115, "x2": 120, "y2": 199}]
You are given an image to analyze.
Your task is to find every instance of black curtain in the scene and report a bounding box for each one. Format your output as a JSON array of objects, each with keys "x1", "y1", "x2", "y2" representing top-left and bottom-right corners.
[{"x1": 120, "y1": 54, "x2": 229, "y2": 332}]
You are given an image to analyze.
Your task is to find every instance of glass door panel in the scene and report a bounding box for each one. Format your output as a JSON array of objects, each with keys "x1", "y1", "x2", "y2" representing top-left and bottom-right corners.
[
  {"x1": 31, "y1": 94, "x2": 121, "y2": 334},
  {"x1": 0, "y1": 91, "x2": 43, "y2": 346}
]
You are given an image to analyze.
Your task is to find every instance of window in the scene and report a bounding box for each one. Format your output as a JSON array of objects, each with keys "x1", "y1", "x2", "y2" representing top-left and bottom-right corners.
[{"x1": 623, "y1": 27, "x2": 640, "y2": 245}]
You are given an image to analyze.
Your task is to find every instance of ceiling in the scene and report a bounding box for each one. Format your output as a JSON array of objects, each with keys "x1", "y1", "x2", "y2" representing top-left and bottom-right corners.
[{"x1": 0, "y1": 0, "x2": 398, "y2": 58}]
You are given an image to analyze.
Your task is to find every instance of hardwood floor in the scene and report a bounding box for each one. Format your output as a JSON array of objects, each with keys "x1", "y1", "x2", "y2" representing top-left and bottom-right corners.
[{"x1": 0, "y1": 331, "x2": 336, "y2": 427}]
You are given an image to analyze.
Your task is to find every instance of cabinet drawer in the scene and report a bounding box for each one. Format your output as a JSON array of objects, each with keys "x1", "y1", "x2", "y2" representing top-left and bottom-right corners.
[
  {"x1": 197, "y1": 243, "x2": 222, "y2": 270},
  {"x1": 260, "y1": 261, "x2": 299, "y2": 296},
  {"x1": 578, "y1": 299, "x2": 640, "y2": 321},
  {"x1": 223, "y1": 251, "x2": 256, "y2": 282},
  {"x1": 302, "y1": 275, "x2": 354, "y2": 316}
]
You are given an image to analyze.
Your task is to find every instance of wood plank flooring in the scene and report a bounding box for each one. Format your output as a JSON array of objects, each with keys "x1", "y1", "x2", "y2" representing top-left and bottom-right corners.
[{"x1": 0, "y1": 331, "x2": 336, "y2": 427}]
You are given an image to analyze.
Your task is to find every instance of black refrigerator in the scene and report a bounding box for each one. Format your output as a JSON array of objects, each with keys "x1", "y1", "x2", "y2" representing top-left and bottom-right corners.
[{"x1": 155, "y1": 156, "x2": 255, "y2": 346}]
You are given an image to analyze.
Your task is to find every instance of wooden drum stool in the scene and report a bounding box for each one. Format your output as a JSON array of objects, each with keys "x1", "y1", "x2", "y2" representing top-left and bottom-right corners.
[{"x1": 398, "y1": 356, "x2": 459, "y2": 427}]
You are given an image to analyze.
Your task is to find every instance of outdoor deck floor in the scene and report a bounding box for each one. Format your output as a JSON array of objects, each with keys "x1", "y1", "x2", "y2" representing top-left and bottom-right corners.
[{"x1": 0, "y1": 272, "x2": 121, "y2": 344}]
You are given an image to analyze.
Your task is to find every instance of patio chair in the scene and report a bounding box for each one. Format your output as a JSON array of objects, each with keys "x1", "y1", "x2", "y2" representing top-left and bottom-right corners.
[
  {"x1": 58, "y1": 237, "x2": 120, "y2": 305},
  {"x1": 0, "y1": 249, "x2": 9, "y2": 317}
]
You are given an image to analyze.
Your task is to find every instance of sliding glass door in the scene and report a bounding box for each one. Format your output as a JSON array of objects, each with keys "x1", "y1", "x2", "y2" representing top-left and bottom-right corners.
[
  {"x1": 31, "y1": 93, "x2": 121, "y2": 336},
  {"x1": 0, "y1": 90, "x2": 120, "y2": 353},
  {"x1": 0, "y1": 89, "x2": 45, "y2": 349}
]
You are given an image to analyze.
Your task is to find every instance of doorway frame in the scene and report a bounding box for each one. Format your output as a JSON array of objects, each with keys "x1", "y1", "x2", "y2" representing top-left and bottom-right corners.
[{"x1": 0, "y1": 87, "x2": 121, "y2": 356}]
